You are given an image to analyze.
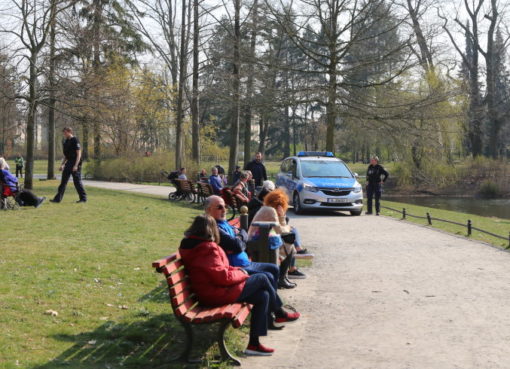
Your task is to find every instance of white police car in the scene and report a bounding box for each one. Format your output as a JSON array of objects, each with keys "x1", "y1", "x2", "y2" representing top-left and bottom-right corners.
[{"x1": 276, "y1": 152, "x2": 363, "y2": 215}]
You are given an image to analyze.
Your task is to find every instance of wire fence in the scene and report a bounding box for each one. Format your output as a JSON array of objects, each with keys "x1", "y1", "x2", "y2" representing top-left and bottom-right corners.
[{"x1": 381, "y1": 205, "x2": 510, "y2": 248}]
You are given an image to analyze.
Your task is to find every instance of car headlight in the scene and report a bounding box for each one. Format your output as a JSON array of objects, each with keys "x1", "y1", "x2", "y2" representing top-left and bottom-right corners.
[
  {"x1": 353, "y1": 185, "x2": 362, "y2": 193},
  {"x1": 303, "y1": 184, "x2": 319, "y2": 192}
]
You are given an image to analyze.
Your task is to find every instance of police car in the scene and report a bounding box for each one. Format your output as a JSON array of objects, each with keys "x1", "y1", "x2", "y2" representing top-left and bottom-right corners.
[{"x1": 276, "y1": 151, "x2": 363, "y2": 215}]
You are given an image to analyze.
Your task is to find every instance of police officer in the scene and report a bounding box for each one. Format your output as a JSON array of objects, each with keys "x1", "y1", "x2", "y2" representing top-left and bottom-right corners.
[
  {"x1": 50, "y1": 127, "x2": 87, "y2": 203},
  {"x1": 366, "y1": 156, "x2": 388, "y2": 215}
]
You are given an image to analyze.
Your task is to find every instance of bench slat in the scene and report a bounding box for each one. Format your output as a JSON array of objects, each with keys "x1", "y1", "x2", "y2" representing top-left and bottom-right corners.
[
  {"x1": 152, "y1": 253, "x2": 179, "y2": 269},
  {"x1": 192, "y1": 306, "x2": 222, "y2": 324},
  {"x1": 232, "y1": 304, "x2": 252, "y2": 328},
  {"x1": 171, "y1": 288, "x2": 194, "y2": 306},
  {"x1": 161, "y1": 260, "x2": 183, "y2": 276},
  {"x1": 175, "y1": 299, "x2": 198, "y2": 317},
  {"x1": 167, "y1": 270, "x2": 187, "y2": 286},
  {"x1": 169, "y1": 279, "x2": 188, "y2": 296}
]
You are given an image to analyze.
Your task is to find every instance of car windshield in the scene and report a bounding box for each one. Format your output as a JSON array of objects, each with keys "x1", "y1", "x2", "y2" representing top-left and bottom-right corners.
[{"x1": 300, "y1": 160, "x2": 352, "y2": 178}]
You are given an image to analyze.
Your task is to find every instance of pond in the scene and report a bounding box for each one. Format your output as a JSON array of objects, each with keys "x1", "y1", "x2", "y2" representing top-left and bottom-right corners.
[{"x1": 384, "y1": 196, "x2": 510, "y2": 220}]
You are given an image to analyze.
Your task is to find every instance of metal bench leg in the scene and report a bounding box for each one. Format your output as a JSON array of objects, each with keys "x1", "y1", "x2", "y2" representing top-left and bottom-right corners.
[
  {"x1": 218, "y1": 320, "x2": 241, "y2": 366},
  {"x1": 179, "y1": 321, "x2": 194, "y2": 362}
]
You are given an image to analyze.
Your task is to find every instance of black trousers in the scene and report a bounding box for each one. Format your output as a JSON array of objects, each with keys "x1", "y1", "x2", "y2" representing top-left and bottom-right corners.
[
  {"x1": 366, "y1": 183, "x2": 382, "y2": 213},
  {"x1": 53, "y1": 163, "x2": 87, "y2": 202},
  {"x1": 16, "y1": 165, "x2": 23, "y2": 178},
  {"x1": 16, "y1": 190, "x2": 39, "y2": 206}
]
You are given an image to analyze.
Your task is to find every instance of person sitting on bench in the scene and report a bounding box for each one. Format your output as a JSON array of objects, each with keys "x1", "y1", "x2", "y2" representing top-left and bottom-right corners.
[
  {"x1": 205, "y1": 195, "x2": 281, "y2": 292},
  {"x1": 263, "y1": 189, "x2": 307, "y2": 280},
  {"x1": 179, "y1": 214, "x2": 300, "y2": 356},
  {"x1": 248, "y1": 205, "x2": 297, "y2": 289},
  {"x1": 248, "y1": 180, "x2": 275, "y2": 224},
  {"x1": 0, "y1": 158, "x2": 45, "y2": 208}
]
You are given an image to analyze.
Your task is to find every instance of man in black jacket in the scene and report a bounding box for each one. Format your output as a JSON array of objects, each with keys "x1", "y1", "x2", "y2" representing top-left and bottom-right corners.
[
  {"x1": 366, "y1": 156, "x2": 389, "y2": 215},
  {"x1": 50, "y1": 127, "x2": 87, "y2": 203},
  {"x1": 245, "y1": 152, "x2": 267, "y2": 187}
]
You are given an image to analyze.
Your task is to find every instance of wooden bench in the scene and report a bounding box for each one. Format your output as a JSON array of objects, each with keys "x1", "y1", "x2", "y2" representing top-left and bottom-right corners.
[
  {"x1": 152, "y1": 252, "x2": 252, "y2": 365},
  {"x1": 169, "y1": 179, "x2": 197, "y2": 202},
  {"x1": 196, "y1": 181, "x2": 214, "y2": 204}
]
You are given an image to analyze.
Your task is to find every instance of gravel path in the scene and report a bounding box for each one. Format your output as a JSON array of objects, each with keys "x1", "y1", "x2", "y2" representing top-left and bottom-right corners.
[
  {"x1": 82, "y1": 180, "x2": 173, "y2": 197},
  {"x1": 244, "y1": 213, "x2": 510, "y2": 369},
  {"x1": 79, "y1": 182, "x2": 510, "y2": 368}
]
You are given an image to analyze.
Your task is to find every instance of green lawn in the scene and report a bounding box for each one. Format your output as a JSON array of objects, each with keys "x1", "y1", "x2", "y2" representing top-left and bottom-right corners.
[
  {"x1": 0, "y1": 183, "x2": 244, "y2": 369},
  {"x1": 380, "y1": 200, "x2": 510, "y2": 249}
]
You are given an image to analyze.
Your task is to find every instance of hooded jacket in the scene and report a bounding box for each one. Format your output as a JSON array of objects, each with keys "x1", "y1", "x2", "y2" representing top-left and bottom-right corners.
[{"x1": 179, "y1": 236, "x2": 249, "y2": 306}]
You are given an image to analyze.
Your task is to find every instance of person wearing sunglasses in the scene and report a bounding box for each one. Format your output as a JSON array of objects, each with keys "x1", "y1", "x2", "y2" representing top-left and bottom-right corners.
[{"x1": 205, "y1": 195, "x2": 280, "y2": 293}]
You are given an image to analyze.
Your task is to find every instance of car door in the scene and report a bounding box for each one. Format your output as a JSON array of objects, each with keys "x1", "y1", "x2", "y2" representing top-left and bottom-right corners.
[{"x1": 276, "y1": 159, "x2": 292, "y2": 197}]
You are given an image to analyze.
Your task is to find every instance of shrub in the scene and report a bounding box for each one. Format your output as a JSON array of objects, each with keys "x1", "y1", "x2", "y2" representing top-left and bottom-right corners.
[{"x1": 478, "y1": 180, "x2": 501, "y2": 198}]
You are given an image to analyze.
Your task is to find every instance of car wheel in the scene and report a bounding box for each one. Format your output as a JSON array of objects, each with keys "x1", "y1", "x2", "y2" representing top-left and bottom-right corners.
[
  {"x1": 293, "y1": 192, "x2": 303, "y2": 215},
  {"x1": 350, "y1": 210, "x2": 362, "y2": 216}
]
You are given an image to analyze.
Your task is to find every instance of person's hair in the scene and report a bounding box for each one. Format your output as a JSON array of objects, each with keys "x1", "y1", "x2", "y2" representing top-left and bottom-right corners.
[
  {"x1": 0, "y1": 157, "x2": 7, "y2": 170},
  {"x1": 180, "y1": 167, "x2": 186, "y2": 172},
  {"x1": 211, "y1": 166, "x2": 218, "y2": 172},
  {"x1": 371, "y1": 156, "x2": 379, "y2": 162},
  {"x1": 185, "y1": 215, "x2": 220, "y2": 243},
  {"x1": 262, "y1": 180, "x2": 275, "y2": 191},
  {"x1": 240, "y1": 171, "x2": 250, "y2": 180},
  {"x1": 264, "y1": 188, "x2": 289, "y2": 213},
  {"x1": 204, "y1": 195, "x2": 221, "y2": 212},
  {"x1": 62, "y1": 127, "x2": 73, "y2": 133}
]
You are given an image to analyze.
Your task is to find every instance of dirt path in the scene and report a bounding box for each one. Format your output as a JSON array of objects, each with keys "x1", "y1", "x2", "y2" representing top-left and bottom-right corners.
[
  {"x1": 80, "y1": 182, "x2": 510, "y2": 368},
  {"x1": 82, "y1": 180, "x2": 173, "y2": 197},
  {"x1": 244, "y1": 214, "x2": 510, "y2": 369}
]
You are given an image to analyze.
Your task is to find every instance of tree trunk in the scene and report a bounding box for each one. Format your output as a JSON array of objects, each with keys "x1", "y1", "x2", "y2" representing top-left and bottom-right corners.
[
  {"x1": 175, "y1": 0, "x2": 188, "y2": 169},
  {"x1": 93, "y1": 0, "x2": 102, "y2": 160},
  {"x1": 485, "y1": 0, "x2": 499, "y2": 158},
  {"x1": 191, "y1": 0, "x2": 200, "y2": 163},
  {"x1": 47, "y1": 0, "x2": 57, "y2": 180},
  {"x1": 24, "y1": 55, "x2": 37, "y2": 190},
  {"x1": 325, "y1": 66, "x2": 337, "y2": 152},
  {"x1": 227, "y1": 0, "x2": 241, "y2": 179},
  {"x1": 243, "y1": 0, "x2": 258, "y2": 167}
]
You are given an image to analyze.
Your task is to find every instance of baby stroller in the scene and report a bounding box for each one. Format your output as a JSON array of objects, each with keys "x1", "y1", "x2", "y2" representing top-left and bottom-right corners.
[{"x1": 161, "y1": 170, "x2": 193, "y2": 201}]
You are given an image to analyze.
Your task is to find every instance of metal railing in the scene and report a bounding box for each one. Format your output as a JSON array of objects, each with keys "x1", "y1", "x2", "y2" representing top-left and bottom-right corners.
[{"x1": 381, "y1": 205, "x2": 510, "y2": 248}]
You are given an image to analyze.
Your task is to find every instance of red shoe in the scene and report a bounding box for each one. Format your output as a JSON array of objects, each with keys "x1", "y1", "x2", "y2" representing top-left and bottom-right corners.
[
  {"x1": 274, "y1": 311, "x2": 300, "y2": 323},
  {"x1": 244, "y1": 344, "x2": 275, "y2": 356}
]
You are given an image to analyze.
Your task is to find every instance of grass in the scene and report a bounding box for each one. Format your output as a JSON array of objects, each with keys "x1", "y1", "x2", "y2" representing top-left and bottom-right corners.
[
  {"x1": 380, "y1": 200, "x2": 510, "y2": 249},
  {"x1": 0, "y1": 182, "x2": 247, "y2": 369}
]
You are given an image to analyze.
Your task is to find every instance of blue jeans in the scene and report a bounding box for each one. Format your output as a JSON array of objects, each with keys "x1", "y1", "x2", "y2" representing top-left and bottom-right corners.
[
  {"x1": 236, "y1": 273, "x2": 282, "y2": 338},
  {"x1": 244, "y1": 261, "x2": 279, "y2": 291}
]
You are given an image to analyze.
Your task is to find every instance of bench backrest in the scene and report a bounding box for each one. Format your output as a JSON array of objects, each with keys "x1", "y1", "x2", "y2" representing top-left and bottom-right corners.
[
  {"x1": 221, "y1": 188, "x2": 239, "y2": 209},
  {"x1": 198, "y1": 182, "x2": 213, "y2": 197},
  {"x1": 152, "y1": 252, "x2": 198, "y2": 317}
]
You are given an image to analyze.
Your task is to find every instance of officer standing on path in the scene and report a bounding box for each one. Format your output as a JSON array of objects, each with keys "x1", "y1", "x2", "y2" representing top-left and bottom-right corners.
[
  {"x1": 365, "y1": 156, "x2": 388, "y2": 216},
  {"x1": 50, "y1": 127, "x2": 87, "y2": 203},
  {"x1": 245, "y1": 152, "x2": 268, "y2": 188}
]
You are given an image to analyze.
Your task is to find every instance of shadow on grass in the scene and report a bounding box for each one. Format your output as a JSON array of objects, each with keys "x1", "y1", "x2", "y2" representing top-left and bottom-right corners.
[
  {"x1": 138, "y1": 282, "x2": 169, "y2": 304},
  {"x1": 30, "y1": 314, "x2": 240, "y2": 369}
]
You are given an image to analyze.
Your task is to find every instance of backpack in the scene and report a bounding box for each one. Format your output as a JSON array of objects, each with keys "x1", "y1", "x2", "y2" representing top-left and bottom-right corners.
[{"x1": 167, "y1": 170, "x2": 179, "y2": 180}]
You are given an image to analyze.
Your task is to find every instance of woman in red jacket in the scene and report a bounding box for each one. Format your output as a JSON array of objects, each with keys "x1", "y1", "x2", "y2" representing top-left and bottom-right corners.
[{"x1": 180, "y1": 215, "x2": 300, "y2": 356}]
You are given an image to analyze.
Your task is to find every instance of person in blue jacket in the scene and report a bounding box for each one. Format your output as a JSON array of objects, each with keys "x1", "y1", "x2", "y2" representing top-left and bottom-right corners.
[
  {"x1": 205, "y1": 195, "x2": 280, "y2": 291},
  {"x1": 209, "y1": 166, "x2": 223, "y2": 195},
  {"x1": 0, "y1": 158, "x2": 45, "y2": 207}
]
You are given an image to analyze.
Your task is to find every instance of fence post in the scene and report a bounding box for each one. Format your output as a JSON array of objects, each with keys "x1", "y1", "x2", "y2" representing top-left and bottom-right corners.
[
  {"x1": 402, "y1": 208, "x2": 406, "y2": 220},
  {"x1": 467, "y1": 220, "x2": 472, "y2": 236},
  {"x1": 508, "y1": 232, "x2": 510, "y2": 249},
  {"x1": 426, "y1": 212, "x2": 432, "y2": 225}
]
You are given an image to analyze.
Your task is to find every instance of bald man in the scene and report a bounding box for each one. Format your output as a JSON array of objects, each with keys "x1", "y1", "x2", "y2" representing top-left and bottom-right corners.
[{"x1": 205, "y1": 195, "x2": 284, "y2": 289}]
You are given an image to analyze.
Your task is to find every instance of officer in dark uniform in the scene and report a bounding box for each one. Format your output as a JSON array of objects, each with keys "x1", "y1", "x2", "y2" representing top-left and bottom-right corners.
[
  {"x1": 50, "y1": 127, "x2": 87, "y2": 203},
  {"x1": 366, "y1": 156, "x2": 388, "y2": 215}
]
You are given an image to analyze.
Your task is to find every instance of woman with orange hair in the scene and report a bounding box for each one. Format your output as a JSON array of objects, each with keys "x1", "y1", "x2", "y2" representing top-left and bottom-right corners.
[{"x1": 262, "y1": 189, "x2": 307, "y2": 282}]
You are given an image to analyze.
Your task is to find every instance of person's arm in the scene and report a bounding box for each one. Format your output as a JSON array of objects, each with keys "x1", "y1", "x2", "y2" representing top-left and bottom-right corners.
[
  {"x1": 72, "y1": 149, "x2": 82, "y2": 172},
  {"x1": 380, "y1": 166, "x2": 389, "y2": 183},
  {"x1": 205, "y1": 246, "x2": 249, "y2": 286},
  {"x1": 262, "y1": 164, "x2": 267, "y2": 181},
  {"x1": 218, "y1": 227, "x2": 246, "y2": 254},
  {"x1": 59, "y1": 156, "x2": 67, "y2": 171}
]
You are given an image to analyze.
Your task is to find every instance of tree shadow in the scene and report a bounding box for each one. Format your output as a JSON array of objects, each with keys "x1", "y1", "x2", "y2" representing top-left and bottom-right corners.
[
  {"x1": 29, "y1": 314, "x2": 243, "y2": 369},
  {"x1": 138, "y1": 282, "x2": 169, "y2": 304}
]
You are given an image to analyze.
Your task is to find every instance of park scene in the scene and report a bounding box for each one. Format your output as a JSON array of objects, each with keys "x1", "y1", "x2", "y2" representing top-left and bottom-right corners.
[{"x1": 1, "y1": 0, "x2": 510, "y2": 368}]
